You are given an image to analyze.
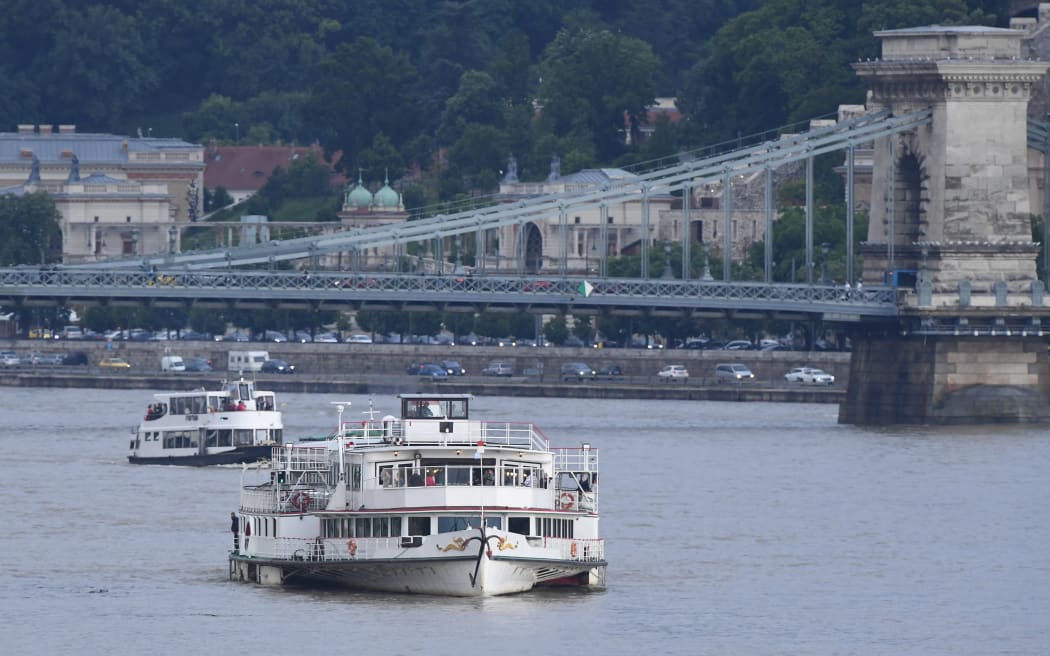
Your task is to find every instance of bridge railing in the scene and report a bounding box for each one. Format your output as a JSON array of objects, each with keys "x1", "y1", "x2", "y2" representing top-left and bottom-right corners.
[{"x1": 0, "y1": 267, "x2": 898, "y2": 310}]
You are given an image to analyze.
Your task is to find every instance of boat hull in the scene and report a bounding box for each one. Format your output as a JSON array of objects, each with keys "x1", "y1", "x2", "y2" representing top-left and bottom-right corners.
[
  {"x1": 128, "y1": 444, "x2": 272, "y2": 466},
  {"x1": 230, "y1": 553, "x2": 605, "y2": 597}
]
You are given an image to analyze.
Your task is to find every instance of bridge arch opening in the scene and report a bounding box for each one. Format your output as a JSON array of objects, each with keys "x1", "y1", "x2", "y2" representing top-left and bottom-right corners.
[
  {"x1": 524, "y1": 222, "x2": 543, "y2": 273},
  {"x1": 892, "y1": 144, "x2": 925, "y2": 246}
]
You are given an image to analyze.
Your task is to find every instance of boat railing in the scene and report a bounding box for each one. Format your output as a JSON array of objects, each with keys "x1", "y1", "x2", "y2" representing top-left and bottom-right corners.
[
  {"x1": 552, "y1": 447, "x2": 599, "y2": 473},
  {"x1": 270, "y1": 445, "x2": 332, "y2": 471},
  {"x1": 240, "y1": 485, "x2": 331, "y2": 513},
  {"x1": 238, "y1": 535, "x2": 604, "y2": 564},
  {"x1": 334, "y1": 419, "x2": 549, "y2": 452},
  {"x1": 477, "y1": 422, "x2": 548, "y2": 451},
  {"x1": 546, "y1": 537, "x2": 605, "y2": 563}
]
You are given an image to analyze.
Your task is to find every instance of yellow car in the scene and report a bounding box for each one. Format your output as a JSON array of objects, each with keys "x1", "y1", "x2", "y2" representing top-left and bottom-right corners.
[{"x1": 99, "y1": 357, "x2": 131, "y2": 369}]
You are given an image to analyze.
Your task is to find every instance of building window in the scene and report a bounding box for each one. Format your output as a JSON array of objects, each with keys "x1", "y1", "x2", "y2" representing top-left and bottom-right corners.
[{"x1": 574, "y1": 216, "x2": 581, "y2": 224}]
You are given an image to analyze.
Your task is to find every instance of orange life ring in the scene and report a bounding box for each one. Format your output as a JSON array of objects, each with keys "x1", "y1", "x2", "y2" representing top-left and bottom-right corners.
[
  {"x1": 290, "y1": 492, "x2": 310, "y2": 512},
  {"x1": 559, "y1": 491, "x2": 575, "y2": 510},
  {"x1": 348, "y1": 539, "x2": 357, "y2": 556},
  {"x1": 570, "y1": 542, "x2": 578, "y2": 558}
]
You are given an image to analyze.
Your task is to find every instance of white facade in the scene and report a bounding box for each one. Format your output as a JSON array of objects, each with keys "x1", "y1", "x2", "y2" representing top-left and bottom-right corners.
[{"x1": 0, "y1": 124, "x2": 204, "y2": 263}]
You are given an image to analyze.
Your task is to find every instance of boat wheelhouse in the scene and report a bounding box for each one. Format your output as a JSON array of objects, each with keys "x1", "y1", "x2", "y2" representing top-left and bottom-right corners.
[
  {"x1": 229, "y1": 394, "x2": 606, "y2": 597},
  {"x1": 128, "y1": 378, "x2": 283, "y2": 466}
]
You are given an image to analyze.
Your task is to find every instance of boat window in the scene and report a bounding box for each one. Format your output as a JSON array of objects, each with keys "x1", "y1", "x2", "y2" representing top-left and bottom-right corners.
[
  {"x1": 408, "y1": 516, "x2": 431, "y2": 536},
  {"x1": 507, "y1": 517, "x2": 530, "y2": 535},
  {"x1": 438, "y1": 517, "x2": 475, "y2": 532},
  {"x1": 355, "y1": 518, "x2": 372, "y2": 538},
  {"x1": 390, "y1": 516, "x2": 402, "y2": 537},
  {"x1": 351, "y1": 465, "x2": 361, "y2": 490},
  {"x1": 402, "y1": 398, "x2": 469, "y2": 420},
  {"x1": 162, "y1": 430, "x2": 197, "y2": 449},
  {"x1": 240, "y1": 382, "x2": 251, "y2": 399},
  {"x1": 539, "y1": 518, "x2": 574, "y2": 539},
  {"x1": 374, "y1": 517, "x2": 390, "y2": 537},
  {"x1": 233, "y1": 429, "x2": 253, "y2": 445}
]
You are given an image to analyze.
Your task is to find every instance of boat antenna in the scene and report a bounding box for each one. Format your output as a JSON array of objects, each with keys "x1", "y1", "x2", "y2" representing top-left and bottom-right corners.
[{"x1": 331, "y1": 401, "x2": 353, "y2": 482}]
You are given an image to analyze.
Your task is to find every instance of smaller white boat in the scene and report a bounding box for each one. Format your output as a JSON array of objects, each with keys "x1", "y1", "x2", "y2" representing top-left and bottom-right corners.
[
  {"x1": 127, "y1": 378, "x2": 283, "y2": 466},
  {"x1": 229, "y1": 394, "x2": 606, "y2": 596}
]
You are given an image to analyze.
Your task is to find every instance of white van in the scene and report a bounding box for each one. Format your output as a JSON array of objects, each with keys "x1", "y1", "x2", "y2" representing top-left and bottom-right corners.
[
  {"x1": 228, "y1": 350, "x2": 269, "y2": 372},
  {"x1": 161, "y1": 355, "x2": 186, "y2": 372}
]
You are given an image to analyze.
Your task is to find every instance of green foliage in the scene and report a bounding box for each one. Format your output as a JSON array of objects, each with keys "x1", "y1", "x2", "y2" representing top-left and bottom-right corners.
[
  {"x1": 0, "y1": 192, "x2": 62, "y2": 265},
  {"x1": 543, "y1": 316, "x2": 570, "y2": 345},
  {"x1": 537, "y1": 28, "x2": 661, "y2": 162}
]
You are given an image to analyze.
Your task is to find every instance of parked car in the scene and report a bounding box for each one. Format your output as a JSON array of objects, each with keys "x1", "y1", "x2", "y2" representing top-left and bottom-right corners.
[
  {"x1": 179, "y1": 330, "x2": 213, "y2": 341},
  {"x1": 0, "y1": 350, "x2": 21, "y2": 366},
  {"x1": 560, "y1": 362, "x2": 596, "y2": 381},
  {"x1": 314, "y1": 332, "x2": 340, "y2": 343},
  {"x1": 596, "y1": 365, "x2": 624, "y2": 378},
  {"x1": 440, "y1": 360, "x2": 466, "y2": 376},
  {"x1": 715, "y1": 363, "x2": 755, "y2": 383},
  {"x1": 417, "y1": 363, "x2": 449, "y2": 380},
  {"x1": 26, "y1": 351, "x2": 63, "y2": 365},
  {"x1": 261, "y1": 358, "x2": 295, "y2": 374},
  {"x1": 481, "y1": 361, "x2": 513, "y2": 377},
  {"x1": 262, "y1": 330, "x2": 288, "y2": 343},
  {"x1": 183, "y1": 356, "x2": 213, "y2": 372},
  {"x1": 785, "y1": 367, "x2": 834, "y2": 385},
  {"x1": 348, "y1": 334, "x2": 373, "y2": 344},
  {"x1": 723, "y1": 340, "x2": 754, "y2": 350},
  {"x1": 657, "y1": 364, "x2": 689, "y2": 381},
  {"x1": 99, "y1": 357, "x2": 131, "y2": 369},
  {"x1": 62, "y1": 351, "x2": 89, "y2": 366}
]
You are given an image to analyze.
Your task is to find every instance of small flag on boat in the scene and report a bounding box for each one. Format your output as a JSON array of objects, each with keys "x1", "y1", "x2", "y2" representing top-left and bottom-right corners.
[{"x1": 474, "y1": 440, "x2": 485, "y2": 459}]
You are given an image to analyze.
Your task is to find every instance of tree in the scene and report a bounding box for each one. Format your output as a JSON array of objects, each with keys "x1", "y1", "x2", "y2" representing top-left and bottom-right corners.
[
  {"x1": 536, "y1": 28, "x2": 660, "y2": 162},
  {"x1": 306, "y1": 37, "x2": 422, "y2": 174},
  {"x1": 43, "y1": 4, "x2": 158, "y2": 126},
  {"x1": 0, "y1": 192, "x2": 62, "y2": 265}
]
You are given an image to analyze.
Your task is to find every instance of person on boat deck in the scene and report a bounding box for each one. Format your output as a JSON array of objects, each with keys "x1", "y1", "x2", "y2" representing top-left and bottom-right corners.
[
  {"x1": 483, "y1": 469, "x2": 495, "y2": 486},
  {"x1": 244, "y1": 520, "x2": 250, "y2": 550},
  {"x1": 523, "y1": 471, "x2": 534, "y2": 487},
  {"x1": 237, "y1": 400, "x2": 247, "y2": 411},
  {"x1": 380, "y1": 469, "x2": 392, "y2": 487},
  {"x1": 425, "y1": 471, "x2": 436, "y2": 486},
  {"x1": 579, "y1": 473, "x2": 592, "y2": 492},
  {"x1": 230, "y1": 512, "x2": 239, "y2": 550}
]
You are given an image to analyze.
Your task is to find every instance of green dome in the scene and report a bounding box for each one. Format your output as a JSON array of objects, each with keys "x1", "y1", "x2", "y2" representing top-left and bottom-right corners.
[
  {"x1": 374, "y1": 171, "x2": 400, "y2": 208},
  {"x1": 345, "y1": 171, "x2": 372, "y2": 209}
]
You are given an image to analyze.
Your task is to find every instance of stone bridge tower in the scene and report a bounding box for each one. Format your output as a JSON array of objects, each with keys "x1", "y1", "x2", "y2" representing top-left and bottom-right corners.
[
  {"x1": 843, "y1": 26, "x2": 1050, "y2": 425},
  {"x1": 854, "y1": 26, "x2": 1049, "y2": 298}
]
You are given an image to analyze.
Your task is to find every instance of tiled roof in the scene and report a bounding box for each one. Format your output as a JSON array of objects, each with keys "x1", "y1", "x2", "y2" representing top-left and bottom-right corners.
[
  {"x1": 204, "y1": 144, "x2": 345, "y2": 192},
  {"x1": 0, "y1": 131, "x2": 199, "y2": 165}
]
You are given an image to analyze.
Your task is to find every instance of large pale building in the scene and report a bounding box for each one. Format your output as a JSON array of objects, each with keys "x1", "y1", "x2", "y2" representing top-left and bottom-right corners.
[{"x1": 0, "y1": 124, "x2": 204, "y2": 263}]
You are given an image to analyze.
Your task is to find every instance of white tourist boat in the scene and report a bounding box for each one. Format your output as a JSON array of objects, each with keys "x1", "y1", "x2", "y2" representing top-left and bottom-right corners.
[
  {"x1": 127, "y1": 378, "x2": 283, "y2": 465},
  {"x1": 229, "y1": 393, "x2": 606, "y2": 596}
]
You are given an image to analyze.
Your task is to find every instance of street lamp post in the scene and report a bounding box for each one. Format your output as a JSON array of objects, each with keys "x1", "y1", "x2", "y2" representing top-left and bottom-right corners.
[
  {"x1": 661, "y1": 242, "x2": 673, "y2": 279},
  {"x1": 701, "y1": 243, "x2": 713, "y2": 281},
  {"x1": 820, "y1": 242, "x2": 830, "y2": 285},
  {"x1": 234, "y1": 122, "x2": 239, "y2": 144}
]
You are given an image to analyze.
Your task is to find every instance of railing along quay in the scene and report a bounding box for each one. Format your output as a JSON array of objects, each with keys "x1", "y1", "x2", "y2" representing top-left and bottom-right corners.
[{"x1": 0, "y1": 368, "x2": 846, "y2": 403}]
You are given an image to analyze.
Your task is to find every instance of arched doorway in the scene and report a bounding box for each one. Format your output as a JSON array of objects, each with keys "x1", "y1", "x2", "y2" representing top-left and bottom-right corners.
[{"x1": 524, "y1": 223, "x2": 543, "y2": 273}]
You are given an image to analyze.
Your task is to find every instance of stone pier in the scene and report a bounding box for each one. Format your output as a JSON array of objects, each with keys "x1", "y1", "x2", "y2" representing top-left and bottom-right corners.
[{"x1": 841, "y1": 334, "x2": 1050, "y2": 424}]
